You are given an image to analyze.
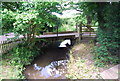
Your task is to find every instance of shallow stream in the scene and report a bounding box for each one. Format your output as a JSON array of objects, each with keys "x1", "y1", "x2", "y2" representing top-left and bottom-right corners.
[{"x1": 24, "y1": 41, "x2": 71, "y2": 79}]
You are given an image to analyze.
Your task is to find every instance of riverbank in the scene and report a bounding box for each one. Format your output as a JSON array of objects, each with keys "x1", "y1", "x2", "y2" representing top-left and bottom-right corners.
[
  {"x1": 1, "y1": 41, "x2": 69, "y2": 79},
  {"x1": 1, "y1": 42, "x2": 41, "y2": 80},
  {"x1": 65, "y1": 37, "x2": 116, "y2": 79},
  {"x1": 1, "y1": 37, "x2": 116, "y2": 80},
  {"x1": 65, "y1": 39, "x2": 100, "y2": 79},
  {"x1": 1, "y1": 53, "x2": 25, "y2": 80}
]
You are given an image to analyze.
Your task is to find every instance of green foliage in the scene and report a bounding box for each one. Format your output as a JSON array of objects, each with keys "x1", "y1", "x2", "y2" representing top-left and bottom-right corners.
[
  {"x1": 58, "y1": 26, "x2": 66, "y2": 32},
  {"x1": 58, "y1": 18, "x2": 76, "y2": 32},
  {"x1": 75, "y1": 14, "x2": 87, "y2": 24},
  {"x1": 13, "y1": 9, "x2": 39, "y2": 34},
  {"x1": 6, "y1": 42, "x2": 39, "y2": 78},
  {"x1": 1, "y1": 9, "x2": 16, "y2": 34},
  {"x1": 77, "y1": 2, "x2": 120, "y2": 67},
  {"x1": 2, "y1": 2, "x2": 22, "y2": 11},
  {"x1": 78, "y1": 2, "x2": 98, "y2": 18},
  {"x1": 10, "y1": 43, "x2": 39, "y2": 66},
  {"x1": 13, "y1": 2, "x2": 59, "y2": 34},
  {"x1": 94, "y1": 30, "x2": 119, "y2": 67},
  {"x1": 11, "y1": 2, "x2": 62, "y2": 47},
  {"x1": 2, "y1": 2, "x2": 62, "y2": 35},
  {"x1": 1, "y1": 2, "x2": 61, "y2": 79},
  {"x1": 94, "y1": 45, "x2": 119, "y2": 67},
  {"x1": 72, "y1": 2, "x2": 98, "y2": 26},
  {"x1": 92, "y1": 2, "x2": 120, "y2": 67},
  {"x1": 1, "y1": 2, "x2": 62, "y2": 79},
  {"x1": 2, "y1": 61, "x2": 25, "y2": 79}
]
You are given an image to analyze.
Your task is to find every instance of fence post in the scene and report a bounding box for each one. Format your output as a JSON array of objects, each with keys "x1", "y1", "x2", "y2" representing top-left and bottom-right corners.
[
  {"x1": 76, "y1": 23, "x2": 78, "y2": 32},
  {"x1": 0, "y1": 41, "x2": 2, "y2": 54},
  {"x1": 78, "y1": 22, "x2": 82, "y2": 42}
]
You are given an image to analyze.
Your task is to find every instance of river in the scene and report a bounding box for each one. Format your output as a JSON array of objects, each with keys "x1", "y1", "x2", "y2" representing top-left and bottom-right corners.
[{"x1": 23, "y1": 40, "x2": 72, "y2": 79}]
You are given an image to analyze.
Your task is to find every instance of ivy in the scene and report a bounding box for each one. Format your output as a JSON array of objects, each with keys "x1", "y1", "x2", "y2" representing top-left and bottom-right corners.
[
  {"x1": 77, "y1": 2, "x2": 120, "y2": 66},
  {"x1": 94, "y1": 2, "x2": 120, "y2": 66}
]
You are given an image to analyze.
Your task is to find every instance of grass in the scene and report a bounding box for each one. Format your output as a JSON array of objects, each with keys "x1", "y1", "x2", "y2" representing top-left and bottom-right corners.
[
  {"x1": 1, "y1": 53, "x2": 25, "y2": 80},
  {"x1": 0, "y1": 42, "x2": 20, "y2": 80},
  {"x1": 65, "y1": 38, "x2": 117, "y2": 79},
  {"x1": 65, "y1": 40, "x2": 101, "y2": 79},
  {"x1": 1, "y1": 42, "x2": 25, "y2": 80}
]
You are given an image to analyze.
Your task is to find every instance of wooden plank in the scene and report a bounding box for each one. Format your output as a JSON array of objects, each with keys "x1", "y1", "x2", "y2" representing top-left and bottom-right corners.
[
  {"x1": 0, "y1": 32, "x2": 96, "y2": 43},
  {"x1": 43, "y1": 31, "x2": 76, "y2": 35},
  {"x1": 36, "y1": 33, "x2": 78, "y2": 38},
  {"x1": 100, "y1": 64, "x2": 119, "y2": 79}
]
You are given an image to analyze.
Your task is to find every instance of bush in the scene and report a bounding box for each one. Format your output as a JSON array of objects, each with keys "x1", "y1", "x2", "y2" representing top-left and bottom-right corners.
[
  {"x1": 93, "y1": 3, "x2": 120, "y2": 67},
  {"x1": 2, "y1": 9, "x2": 16, "y2": 34},
  {"x1": 93, "y1": 45, "x2": 119, "y2": 67},
  {"x1": 2, "y1": 42, "x2": 40, "y2": 79},
  {"x1": 93, "y1": 30, "x2": 119, "y2": 67},
  {"x1": 10, "y1": 43, "x2": 39, "y2": 66}
]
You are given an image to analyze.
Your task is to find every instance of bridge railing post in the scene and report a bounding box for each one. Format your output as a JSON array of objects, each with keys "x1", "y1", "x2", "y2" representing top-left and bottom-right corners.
[
  {"x1": 77, "y1": 22, "x2": 82, "y2": 43},
  {"x1": 76, "y1": 23, "x2": 78, "y2": 32}
]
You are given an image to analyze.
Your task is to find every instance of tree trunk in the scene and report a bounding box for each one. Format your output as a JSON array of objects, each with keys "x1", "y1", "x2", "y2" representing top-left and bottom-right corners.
[{"x1": 96, "y1": 2, "x2": 107, "y2": 30}]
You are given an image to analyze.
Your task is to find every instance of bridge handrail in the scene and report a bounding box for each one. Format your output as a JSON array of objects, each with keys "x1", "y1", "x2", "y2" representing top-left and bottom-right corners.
[{"x1": 43, "y1": 31, "x2": 76, "y2": 35}]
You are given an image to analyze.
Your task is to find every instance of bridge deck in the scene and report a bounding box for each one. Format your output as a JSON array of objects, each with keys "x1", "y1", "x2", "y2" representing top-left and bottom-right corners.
[
  {"x1": 36, "y1": 33, "x2": 78, "y2": 38},
  {"x1": 0, "y1": 32, "x2": 96, "y2": 43}
]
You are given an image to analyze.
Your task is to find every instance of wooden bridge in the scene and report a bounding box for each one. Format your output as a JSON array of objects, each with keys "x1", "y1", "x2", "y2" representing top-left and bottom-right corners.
[
  {"x1": 0, "y1": 31, "x2": 96, "y2": 54},
  {"x1": 0, "y1": 23, "x2": 97, "y2": 54},
  {"x1": 0, "y1": 31, "x2": 96, "y2": 43}
]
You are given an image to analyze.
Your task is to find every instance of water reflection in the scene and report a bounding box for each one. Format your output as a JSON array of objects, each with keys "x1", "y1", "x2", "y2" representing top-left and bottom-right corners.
[
  {"x1": 59, "y1": 39, "x2": 71, "y2": 47},
  {"x1": 33, "y1": 59, "x2": 68, "y2": 78},
  {"x1": 24, "y1": 41, "x2": 71, "y2": 79}
]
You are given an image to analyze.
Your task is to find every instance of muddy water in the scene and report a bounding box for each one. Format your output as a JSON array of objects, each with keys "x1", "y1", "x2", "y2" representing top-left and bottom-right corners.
[{"x1": 24, "y1": 41, "x2": 70, "y2": 79}]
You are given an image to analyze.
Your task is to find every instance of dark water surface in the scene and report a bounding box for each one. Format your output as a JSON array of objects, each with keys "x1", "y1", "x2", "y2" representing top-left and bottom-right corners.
[{"x1": 24, "y1": 41, "x2": 70, "y2": 79}]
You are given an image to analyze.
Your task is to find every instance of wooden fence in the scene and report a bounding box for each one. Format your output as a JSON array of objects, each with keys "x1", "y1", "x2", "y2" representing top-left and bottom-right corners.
[{"x1": 0, "y1": 39, "x2": 23, "y2": 55}]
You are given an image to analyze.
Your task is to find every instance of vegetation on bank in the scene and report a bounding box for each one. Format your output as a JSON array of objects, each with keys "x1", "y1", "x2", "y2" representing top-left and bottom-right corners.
[
  {"x1": 65, "y1": 41, "x2": 100, "y2": 79},
  {"x1": 1, "y1": 2, "x2": 61, "y2": 79},
  {"x1": 85, "y1": 2, "x2": 120, "y2": 67},
  {"x1": 71, "y1": 2, "x2": 119, "y2": 67},
  {"x1": 2, "y1": 53, "x2": 25, "y2": 79},
  {"x1": 65, "y1": 3, "x2": 120, "y2": 79},
  {"x1": 1, "y1": 42, "x2": 40, "y2": 79}
]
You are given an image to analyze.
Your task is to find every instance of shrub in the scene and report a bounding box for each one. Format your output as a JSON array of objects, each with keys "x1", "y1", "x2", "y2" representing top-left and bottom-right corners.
[
  {"x1": 93, "y1": 45, "x2": 119, "y2": 67},
  {"x1": 10, "y1": 43, "x2": 39, "y2": 66}
]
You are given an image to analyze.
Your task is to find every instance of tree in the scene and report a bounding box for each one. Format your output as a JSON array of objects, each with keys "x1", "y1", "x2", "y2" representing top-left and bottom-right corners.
[
  {"x1": 1, "y1": 8, "x2": 16, "y2": 34},
  {"x1": 69, "y1": 1, "x2": 120, "y2": 66},
  {"x1": 79, "y1": 2, "x2": 120, "y2": 66},
  {"x1": 12, "y1": 2, "x2": 62, "y2": 48}
]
